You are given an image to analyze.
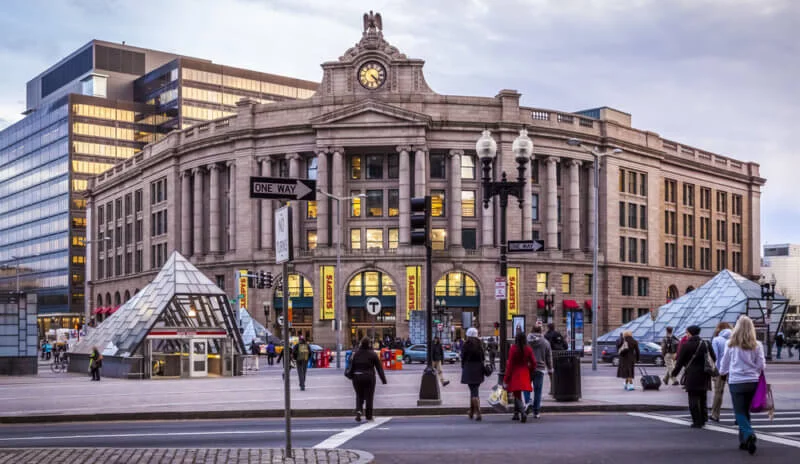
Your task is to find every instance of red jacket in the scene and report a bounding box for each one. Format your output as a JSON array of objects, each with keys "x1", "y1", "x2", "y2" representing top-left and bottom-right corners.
[{"x1": 504, "y1": 344, "x2": 537, "y2": 392}]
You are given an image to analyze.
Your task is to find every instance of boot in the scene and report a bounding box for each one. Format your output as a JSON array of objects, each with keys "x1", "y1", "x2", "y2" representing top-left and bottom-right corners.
[
  {"x1": 473, "y1": 398, "x2": 482, "y2": 421},
  {"x1": 517, "y1": 398, "x2": 527, "y2": 423},
  {"x1": 468, "y1": 399, "x2": 474, "y2": 420}
]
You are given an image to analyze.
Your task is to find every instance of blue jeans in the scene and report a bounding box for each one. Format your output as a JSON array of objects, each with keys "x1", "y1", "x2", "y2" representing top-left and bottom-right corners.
[
  {"x1": 729, "y1": 382, "x2": 758, "y2": 444},
  {"x1": 522, "y1": 371, "x2": 546, "y2": 413},
  {"x1": 777, "y1": 345, "x2": 782, "y2": 359}
]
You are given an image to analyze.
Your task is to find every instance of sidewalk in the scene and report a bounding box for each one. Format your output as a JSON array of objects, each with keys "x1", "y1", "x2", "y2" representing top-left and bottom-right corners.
[
  {"x1": 0, "y1": 447, "x2": 373, "y2": 464},
  {"x1": 2, "y1": 362, "x2": 797, "y2": 423}
]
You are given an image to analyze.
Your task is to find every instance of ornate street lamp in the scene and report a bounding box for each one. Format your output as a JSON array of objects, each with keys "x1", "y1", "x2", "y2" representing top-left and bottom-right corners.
[
  {"x1": 478, "y1": 128, "x2": 531, "y2": 384},
  {"x1": 435, "y1": 298, "x2": 447, "y2": 339},
  {"x1": 759, "y1": 273, "x2": 777, "y2": 361}
]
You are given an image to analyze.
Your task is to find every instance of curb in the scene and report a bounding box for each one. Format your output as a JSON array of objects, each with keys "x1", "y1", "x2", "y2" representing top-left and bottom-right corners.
[
  {"x1": 350, "y1": 449, "x2": 376, "y2": 464},
  {"x1": 0, "y1": 403, "x2": 686, "y2": 424}
]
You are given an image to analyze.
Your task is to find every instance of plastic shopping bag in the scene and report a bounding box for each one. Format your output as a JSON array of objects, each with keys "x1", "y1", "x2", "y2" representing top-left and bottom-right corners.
[
  {"x1": 487, "y1": 384, "x2": 511, "y2": 412},
  {"x1": 750, "y1": 372, "x2": 774, "y2": 416}
]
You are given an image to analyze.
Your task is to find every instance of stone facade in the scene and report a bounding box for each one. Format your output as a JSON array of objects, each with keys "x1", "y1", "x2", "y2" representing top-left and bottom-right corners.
[{"x1": 86, "y1": 17, "x2": 765, "y2": 346}]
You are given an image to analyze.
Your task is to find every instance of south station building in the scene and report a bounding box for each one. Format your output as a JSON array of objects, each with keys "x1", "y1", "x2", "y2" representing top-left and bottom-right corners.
[{"x1": 85, "y1": 13, "x2": 765, "y2": 348}]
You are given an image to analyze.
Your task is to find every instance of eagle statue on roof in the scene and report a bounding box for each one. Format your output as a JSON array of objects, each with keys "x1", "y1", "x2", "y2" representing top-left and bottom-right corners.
[{"x1": 363, "y1": 10, "x2": 382, "y2": 33}]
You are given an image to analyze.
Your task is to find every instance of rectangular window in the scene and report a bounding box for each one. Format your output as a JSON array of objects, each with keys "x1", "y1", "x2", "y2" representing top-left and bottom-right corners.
[
  {"x1": 461, "y1": 155, "x2": 475, "y2": 180},
  {"x1": 628, "y1": 202, "x2": 637, "y2": 228},
  {"x1": 665, "y1": 179, "x2": 677, "y2": 203},
  {"x1": 388, "y1": 228, "x2": 399, "y2": 249},
  {"x1": 350, "y1": 191, "x2": 362, "y2": 217},
  {"x1": 430, "y1": 153, "x2": 446, "y2": 179},
  {"x1": 619, "y1": 169, "x2": 626, "y2": 192},
  {"x1": 622, "y1": 308, "x2": 634, "y2": 323},
  {"x1": 556, "y1": 163, "x2": 562, "y2": 187},
  {"x1": 115, "y1": 255, "x2": 122, "y2": 276},
  {"x1": 628, "y1": 237, "x2": 638, "y2": 263},
  {"x1": 365, "y1": 154, "x2": 383, "y2": 179},
  {"x1": 388, "y1": 153, "x2": 399, "y2": 179},
  {"x1": 683, "y1": 214, "x2": 695, "y2": 237},
  {"x1": 716, "y1": 220, "x2": 727, "y2": 241},
  {"x1": 557, "y1": 232, "x2": 562, "y2": 251},
  {"x1": 134, "y1": 189, "x2": 142, "y2": 213},
  {"x1": 700, "y1": 187, "x2": 711, "y2": 209},
  {"x1": 462, "y1": 228, "x2": 477, "y2": 250},
  {"x1": 640, "y1": 205, "x2": 647, "y2": 230},
  {"x1": 638, "y1": 308, "x2": 650, "y2": 318},
  {"x1": 366, "y1": 228, "x2": 383, "y2": 249},
  {"x1": 683, "y1": 183, "x2": 695, "y2": 206},
  {"x1": 557, "y1": 196, "x2": 562, "y2": 223},
  {"x1": 640, "y1": 239, "x2": 648, "y2": 264},
  {"x1": 622, "y1": 276, "x2": 634, "y2": 296},
  {"x1": 619, "y1": 202, "x2": 626, "y2": 227},
  {"x1": 350, "y1": 155, "x2": 361, "y2": 179},
  {"x1": 640, "y1": 173, "x2": 647, "y2": 197},
  {"x1": 628, "y1": 171, "x2": 637, "y2": 195},
  {"x1": 717, "y1": 191, "x2": 727, "y2": 213},
  {"x1": 388, "y1": 189, "x2": 399, "y2": 217},
  {"x1": 431, "y1": 228, "x2": 446, "y2": 250},
  {"x1": 462, "y1": 190, "x2": 475, "y2": 217},
  {"x1": 307, "y1": 201, "x2": 318, "y2": 219},
  {"x1": 532, "y1": 193, "x2": 539, "y2": 221},
  {"x1": 97, "y1": 256, "x2": 104, "y2": 279},
  {"x1": 306, "y1": 231, "x2": 318, "y2": 250},
  {"x1": 115, "y1": 198, "x2": 122, "y2": 219},
  {"x1": 536, "y1": 272, "x2": 548, "y2": 293},
  {"x1": 98, "y1": 205, "x2": 105, "y2": 225},
  {"x1": 561, "y1": 273, "x2": 572, "y2": 294},
  {"x1": 135, "y1": 249, "x2": 142, "y2": 273},
  {"x1": 124, "y1": 193, "x2": 132, "y2": 217},
  {"x1": 620, "y1": 236, "x2": 626, "y2": 262},
  {"x1": 530, "y1": 160, "x2": 539, "y2": 184},
  {"x1": 585, "y1": 274, "x2": 592, "y2": 294},
  {"x1": 350, "y1": 229, "x2": 361, "y2": 249},
  {"x1": 732, "y1": 194, "x2": 742, "y2": 216},
  {"x1": 732, "y1": 223, "x2": 742, "y2": 244},
  {"x1": 431, "y1": 190, "x2": 445, "y2": 217},
  {"x1": 135, "y1": 219, "x2": 142, "y2": 242},
  {"x1": 664, "y1": 242, "x2": 677, "y2": 267},
  {"x1": 125, "y1": 251, "x2": 132, "y2": 274},
  {"x1": 307, "y1": 156, "x2": 318, "y2": 180},
  {"x1": 700, "y1": 247, "x2": 711, "y2": 271},
  {"x1": 106, "y1": 257, "x2": 112, "y2": 278},
  {"x1": 366, "y1": 190, "x2": 383, "y2": 217},
  {"x1": 150, "y1": 178, "x2": 167, "y2": 204},
  {"x1": 637, "y1": 277, "x2": 649, "y2": 297},
  {"x1": 683, "y1": 245, "x2": 695, "y2": 269}
]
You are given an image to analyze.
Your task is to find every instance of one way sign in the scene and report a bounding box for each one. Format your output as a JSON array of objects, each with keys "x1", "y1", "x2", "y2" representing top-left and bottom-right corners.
[{"x1": 249, "y1": 177, "x2": 317, "y2": 201}]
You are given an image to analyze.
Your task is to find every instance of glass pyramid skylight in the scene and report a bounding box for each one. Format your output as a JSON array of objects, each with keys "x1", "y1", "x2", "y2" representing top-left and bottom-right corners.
[{"x1": 73, "y1": 251, "x2": 244, "y2": 357}]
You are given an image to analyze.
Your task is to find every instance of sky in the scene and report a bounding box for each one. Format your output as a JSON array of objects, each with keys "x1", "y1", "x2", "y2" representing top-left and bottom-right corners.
[{"x1": 0, "y1": 0, "x2": 797, "y2": 246}]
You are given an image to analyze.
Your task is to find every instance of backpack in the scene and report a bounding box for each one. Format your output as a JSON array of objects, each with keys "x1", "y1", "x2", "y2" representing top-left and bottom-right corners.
[
  {"x1": 297, "y1": 343, "x2": 310, "y2": 362},
  {"x1": 664, "y1": 336, "x2": 675, "y2": 354},
  {"x1": 552, "y1": 333, "x2": 567, "y2": 351}
]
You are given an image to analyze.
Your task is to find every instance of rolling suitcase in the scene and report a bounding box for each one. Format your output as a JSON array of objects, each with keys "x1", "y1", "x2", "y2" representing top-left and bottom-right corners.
[{"x1": 639, "y1": 367, "x2": 662, "y2": 391}]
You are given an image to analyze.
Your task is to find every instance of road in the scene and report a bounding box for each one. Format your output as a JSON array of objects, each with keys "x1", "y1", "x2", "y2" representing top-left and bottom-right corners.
[{"x1": 1, "y1": 413, "x2": 798, "y2": 463}]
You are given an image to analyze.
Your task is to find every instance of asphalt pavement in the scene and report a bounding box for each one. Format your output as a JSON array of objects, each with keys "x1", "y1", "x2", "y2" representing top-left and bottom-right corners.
[{"x1": 1, "y1": 414, "x2": 798, "y2": 463}]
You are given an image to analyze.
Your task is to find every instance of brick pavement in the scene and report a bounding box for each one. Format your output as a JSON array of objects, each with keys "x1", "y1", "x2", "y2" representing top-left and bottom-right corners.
[{"x1": 0, "y1": 448, "x2": 373, "y2": 464}]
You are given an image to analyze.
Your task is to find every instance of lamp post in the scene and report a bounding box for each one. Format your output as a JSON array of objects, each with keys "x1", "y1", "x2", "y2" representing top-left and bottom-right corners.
[
  {"x1": 84, "y1": 237, "x2": 112, "y2": 332},
  {"x1": 759, "y1": 273, "x2": 777, "y2": 361},
  {"x1": 566, "y1": 138, "x2": 622, "y2": 371},
  {"x1": 317, "y1": 189, "x2": 366, "y2": 369},
  {"x1": 478, "y1": 128, "x2": 532, "y2": 385},
  {"x1": 541, "y1": 287, "x2": 556, "y2": 324}
]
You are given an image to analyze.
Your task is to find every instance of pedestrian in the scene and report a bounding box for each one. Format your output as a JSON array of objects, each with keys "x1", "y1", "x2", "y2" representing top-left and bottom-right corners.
[
  {"x1": 44, "y1": 341, "x2": 52, "y2": 360},
  {"x1": 775, "y1": 331, "x2": 785, "y2": 360},
  {"x1": 676, "y1": 332, "x2": 690, "y2": 357},
  {"x1": 616, "y1": 330, "x2": 640, "y2": 391},
  {"x1": 710, "y1": 322, "x2": 733, "y2": 422},
  {"x1": 487, "y1": 336, "x2": 498, "y2": 370},
  {"x1": 672, "y1": 325, "x2": 715, "y2": 428},
  {"x1": 461, "y1": 328, "x2": 486, "y2": 421},
  {"x1": 345, "y1": 337, "x2": 387, "y2": 422},
  {"x1": 454, "y1": 337, "x2": 464, "y2": 353},
  {"x1": 504, "y1": 332, "x2": 537, "y2": 423},
  {"x1": 276, "y1": 342, "x2": 285, "y2": 367},
  {"x1": 525, "y1": 325, "x2": 553, "y2": 419},
  {"x1": 661, "y1": 326, "x2": 680, "y2": 386},
  {"x1": 719, "y1": 316, "x2": 765, "y2": 455},
  {"x1": 544, "y1": 323, "x2": 567, "y2": 351},
  {"x1": 249, "y1": 340, "x2": 260, "y2": 370},
  {"x1": 292, "y1": 336, "x2": 311, "y2": 391},
  {"x1": 40, "y1": 340, "x2": 46, "y2": 360},
  {"x1": 267, "y1": 341, "x2": 276, "y2": 366},
  {"x1": 431, "y1": 337, "x2": 450, "y2": 387},
  {"x1": 89, "y1": 346, "x2": 102, "y2": 381}
]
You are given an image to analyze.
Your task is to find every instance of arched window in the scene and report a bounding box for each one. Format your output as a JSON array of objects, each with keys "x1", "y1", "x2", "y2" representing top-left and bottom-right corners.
[
  {"x1": 114, "y1": 291, "x2": 121, "y2": 305},
  {"x1": 97, "y1": 294, "x2": 103, "y2": 307},
  {"x1": 686, "y1": 286, "x2": 695, "y2": 294},
  {"x1": 124, "y1": 290, "x2": 131, "y2": 301},
  {"x1": 134, "y1": 288, "x2": 140, "y2": 294},
  {"x1": 666, "y1": 285, "x2": 679, "y2": 302},
  {"x1": 106, "y1": 293, "x2": 111, "y2": 306},
  {"x1": 435, "y1": 272, "x2": 478, "y2": 297},
  {"x1": 348, "y1": 271, "x2": 396, "y2": 297}
]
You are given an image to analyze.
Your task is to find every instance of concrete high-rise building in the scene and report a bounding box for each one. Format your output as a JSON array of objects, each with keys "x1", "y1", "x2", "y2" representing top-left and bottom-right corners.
[
  {"x1": 762, "y1": 244, "x2": 800, "y2": 327},
  {"x1": 0, "y1": 40, "x2": 317, "y2": 334}
]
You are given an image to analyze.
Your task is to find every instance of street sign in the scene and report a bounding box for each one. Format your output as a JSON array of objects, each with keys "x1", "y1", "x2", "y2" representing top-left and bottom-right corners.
[
  {"x1": 366, "y1": 297, "x2": 382, "y2": 316},
  {"x1": 507, "y1": 240, "x2": 545, "y2": 252},
  {"x1": 275, "y1": 206, "x2": 292, "y2": 264},
  {"x1": 250, "y1": 176, "x2": 317, "y2": 201},
  {"x1": 495, "y1": 277, "x2": 507, "y2": 300}
]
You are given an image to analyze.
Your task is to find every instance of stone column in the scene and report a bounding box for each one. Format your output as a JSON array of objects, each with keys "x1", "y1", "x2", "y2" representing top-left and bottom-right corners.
[
  {"x1": 192, "y1": 167, "x2": 204, "y2": 256},
  {"x1": 209, "y1": 164, "x2": 221, "y2": 253},
  {"x1": 568, "y1": 159, "x2": 581, "y2": 251},
  {"x1": 588, "y1": 162, "x2": 596, "y2": 251},
  {"x1": 448, "y1": 149, "x2": 463, "y2": 248},
  {"x1": 398, "y1": 146, "x2": 411, "y2": 245},
  {"x1": 315, "y1": 151, "x2": 329, "y2": 247},
  {"x1": 288, "y1": 153, "x2": 302, "y2": 255},
  {"x1": 545, "y1": 156, "x2": 558, "y2": 250},
  {"x1": 260, "y1": 157, "x2": 273, "y2": 250},
  {"x1": 414, "y1": 146, "x2": 427, "y2": 197},
  {"x1": 331, "y1": 148, "x2": 344, "y2": 249},
  {"x1": 181, "y1": 170, "x2": 192, "y2": 255},
  {"x1": 226, "y1": 161, "x2": 236, "y2": 251}
]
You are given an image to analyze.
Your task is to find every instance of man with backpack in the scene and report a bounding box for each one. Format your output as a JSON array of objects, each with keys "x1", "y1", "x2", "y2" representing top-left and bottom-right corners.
[
  {"x1": 544, "y1": 323, "x2": 568, "y2": 351},
  {"x1": 292, "y1": 336, "x2": 311, "y2": 391},
  {"x1": 661, "y1": 326, "x2": 679, "y2": 386}
]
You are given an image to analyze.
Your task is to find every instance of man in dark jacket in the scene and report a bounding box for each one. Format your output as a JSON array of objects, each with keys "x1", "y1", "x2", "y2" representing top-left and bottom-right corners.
[
  {"x1": 487, "y1": 337, "x2": 498, "y2": 369},
  {"x1": 775, "y1": 332, "x2": 785, "y2": 359},
  {"x1": 671, "y1": 325, "x2": 716, "y2": 428},
  {"x1": 526, "y1": 326, "x2": 553, "y2": 418},
  {"x1": 431, "y1": 337, "x2": 450, "y2": 387},
  {"x1": 292, "y1": 337, "x2": 311, "y2": 391},
  {"x1": 346, "y1": 337, "x2": 387, "y2": 422},
  {"x1": 545, "y1": 323, "x2": 567, "y2": 351}
]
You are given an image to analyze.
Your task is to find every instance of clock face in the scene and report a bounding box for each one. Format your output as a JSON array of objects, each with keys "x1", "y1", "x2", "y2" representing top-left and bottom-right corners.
[{"x1": 358, "y1": 61, "x2": 386, "y2": 89}]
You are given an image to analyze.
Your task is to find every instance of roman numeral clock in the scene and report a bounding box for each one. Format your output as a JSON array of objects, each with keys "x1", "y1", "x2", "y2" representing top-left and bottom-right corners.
[{"x1": 358, "y1": 61, "x2": 386, "y2": 89}]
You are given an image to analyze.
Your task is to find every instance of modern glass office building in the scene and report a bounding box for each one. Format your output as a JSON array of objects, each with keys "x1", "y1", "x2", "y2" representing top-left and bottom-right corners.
[{"x1": 0, "y1": 40, "x2": 317, "y2": 335}]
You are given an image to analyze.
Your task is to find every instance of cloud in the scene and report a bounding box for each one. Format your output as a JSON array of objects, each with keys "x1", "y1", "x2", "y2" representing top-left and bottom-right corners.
[{"x1": 0, "y1": 0, "x2": 796, "y2": 245}]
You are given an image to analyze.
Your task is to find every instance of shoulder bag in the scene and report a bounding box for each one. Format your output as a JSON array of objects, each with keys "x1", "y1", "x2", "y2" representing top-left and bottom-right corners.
[
  {"x1": 619, "y1": 340, "x2": 629, "y2": 355},
  {"x1": 703, "y1": 341, "x2": 719, "y2": 377},
  {"x1": 680, "y1": 341, "x2": 703, "y2": 386}
]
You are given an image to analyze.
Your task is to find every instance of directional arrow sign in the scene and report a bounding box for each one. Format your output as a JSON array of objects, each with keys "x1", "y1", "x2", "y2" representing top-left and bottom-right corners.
[
  {"x1": 249, "y1": 176, "x2": 317, "y2": 201},
  {"x1": 507, "y1": 240, "x2": 545, "y2": 252}
]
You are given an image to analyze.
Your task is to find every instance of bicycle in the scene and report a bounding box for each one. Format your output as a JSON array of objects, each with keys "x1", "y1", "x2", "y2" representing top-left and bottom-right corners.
[{"x1": 50, "y1": 355, "x2": 69, "y2": 373}]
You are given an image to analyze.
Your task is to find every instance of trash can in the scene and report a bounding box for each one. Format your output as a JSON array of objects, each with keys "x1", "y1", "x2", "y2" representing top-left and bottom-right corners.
[
  {"x1": 344, "y1": 350, "x2": 353, "y2": 371},
  {"x1": 552, "y1": 350, "x2": 582, "y2": 402}
]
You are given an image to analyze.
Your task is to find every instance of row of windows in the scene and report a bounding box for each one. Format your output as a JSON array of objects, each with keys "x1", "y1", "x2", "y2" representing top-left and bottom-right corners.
[
  {"x1": 664, "y1": 243, "x2": 740, "y2": 272},
  {"x1": 73, "y1": 122, "x2": 135, "y2": 141},
  {"x1": 621, "y1": 276, "x2": 649, "y2": 297},
  {"x1": 181, "y1": 105, "x2": 236, "y2": 121},
  {"x1": 72, "y1": 160, "x2": 115, "y2": 176},
  {"x1": 343, "y1": 189, "x2": 479, "y2": 219},
  {"x1": 72, "y1": 104, "x2": 135, "y2": 123},
  {"x1": 348, "y1": 153, "x2": 478, "y2": 181},
  {"x1": 0, "y1": 103, "x2": 67, "y2": 155},
  {"x1": 619, "y1": 237, "x2": 649, "y2": 264},
  {"x1": 0, "y1": 139, "x2": 68, "y2": 183},
  {"x1": 619, "y1": 202, "x2": 648, "y2": 230},
  {"x1": 0, "y1": 235, "x2": 68, "y2": 265},
  {"x1": 182, "y1": 68, "x2": 316, "y2": 99},
  {"x1": 0, "y1": 193, "x2": 68, "y2": 232},
  {"x1": 348, "y1": 272, "x2": 397, "y2": 297},
  {"x1": 151, "y1": 243, "x2": 167, "y2": 269},
  {"x1": 151, "y1": 88, "x2": 178, "y2": 106},
  {"x1": 98, "y1": 190, "x2": 143, "y2": 224},
  {"x1": 0, "y1": 176, "x2": 68, "y2": 217},
  {"x1": 72, "y1": 141, "x2": 137, "y2": 159},
  {"x1": 0, "y1": 157, "x2": 68, "y2": 199},
  {"x1": 72, "y1": 179, "x2": 88, "y2": 192},
  {"x1": 618, "y1": 169, "x2": 648, "y2": 197},
  {"x1": 182, "y1": 86, "x2": 275, "y2": 107},
  {"x1": 0, "y1": 212, "x2": 68, "y2": 248},
  {"x1": 666, "y1": 180, "x2": 743, "y2": 216}
]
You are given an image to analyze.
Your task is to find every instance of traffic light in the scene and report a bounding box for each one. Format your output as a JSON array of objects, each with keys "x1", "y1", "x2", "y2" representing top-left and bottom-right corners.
[
  {"x1": 257, "y1": 271, "x2": 266, "y2": 289},
  {"x1": 247, "y1": 270, "x2": 256, "y2": 289},
  {"x1": 410, "y1": 196, "x2": 430, "y2": 246},
  {"x1": 494, "y1": 322, "x2": 500, "y2": 329},
  {"x1": 265, "y1": 272, "x2": 273, "y2": 289}
]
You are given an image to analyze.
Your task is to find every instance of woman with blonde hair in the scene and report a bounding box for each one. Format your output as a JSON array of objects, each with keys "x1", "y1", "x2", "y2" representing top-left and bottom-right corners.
[{"x1": 720, "y1": 316, "x2": 765, "y2": 455}]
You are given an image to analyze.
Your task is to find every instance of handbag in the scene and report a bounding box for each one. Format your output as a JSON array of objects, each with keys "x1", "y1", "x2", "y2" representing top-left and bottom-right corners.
[
  {"x1": 619, "y1": 340, "x2": 629, "y2": 355},
  {"x1": 703, "y1": 341, "x2": 719, "y2": 377},
  {"x1": 680, "y1": 341, "x2": 704, "y2": 386},
  {"x1": 487, "y1": 384, "x2": 510, "y2": 412},
  {"x1": 750, "y1": 372, "x2": 774, "y2": 414},
  {"x1": 483, "y1": 362, "x2": 494, "y2": 377}
]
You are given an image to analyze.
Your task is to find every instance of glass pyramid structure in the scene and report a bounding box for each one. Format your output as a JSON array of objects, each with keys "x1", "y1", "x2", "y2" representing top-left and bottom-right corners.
[
  {"x1": 598, "y1": 270, "x2": 789, "y2": 343},
  {"x1": 239, "y1": 307, "x2": 272, "y2": 346},
  {"x1": 73, "y1": 251, "x2": 244, "y2": 357}
]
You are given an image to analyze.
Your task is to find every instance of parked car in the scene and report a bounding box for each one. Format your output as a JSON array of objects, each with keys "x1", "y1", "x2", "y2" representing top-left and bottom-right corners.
[
  {"x1": 403, "y1": 344, "x2": 460, "y2": 364},
  {"x1": 601, "y1": 341, "x2": 664, "y2": 366}
]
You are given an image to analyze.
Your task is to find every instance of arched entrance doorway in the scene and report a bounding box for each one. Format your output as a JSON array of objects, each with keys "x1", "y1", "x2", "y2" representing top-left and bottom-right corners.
[
  {"x1": 347, "y1": 270, "x2": 396, "y2": 347},
  {"x1": 273, "y1": 273, "x2": 314, "y2": 341},
  {"x1": 435, "y1": 271, "x2": 480, "y2": 341}
]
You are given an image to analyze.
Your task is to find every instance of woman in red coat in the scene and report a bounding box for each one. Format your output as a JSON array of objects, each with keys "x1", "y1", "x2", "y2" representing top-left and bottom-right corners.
[{"x1": 504, "y1": 332, "x2": 537, "y2": 423}]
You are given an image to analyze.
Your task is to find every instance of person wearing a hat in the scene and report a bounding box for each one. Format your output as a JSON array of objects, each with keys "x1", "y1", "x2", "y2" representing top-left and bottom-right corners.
[
  {"x1": 672, "y1": 325, "x2": 716, "y2": 428},
  {"x1": 460, "y1": 327, "x2": 486, "y2": 420}
]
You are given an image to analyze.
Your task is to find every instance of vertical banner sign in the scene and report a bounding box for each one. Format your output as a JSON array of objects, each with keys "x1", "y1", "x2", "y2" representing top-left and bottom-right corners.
[
  {"x1": 507, "y1": 267, "x2": 519, "y2": 320},
  {"x1": 239, "y1": 270, "x2": 248, "y2": 311},
  {"x1": 321, "y1": 266, "x2": 335, "y2": 320},
  {"x1": 406, "y1": 266, "x2": 421, "y2": 320}
]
